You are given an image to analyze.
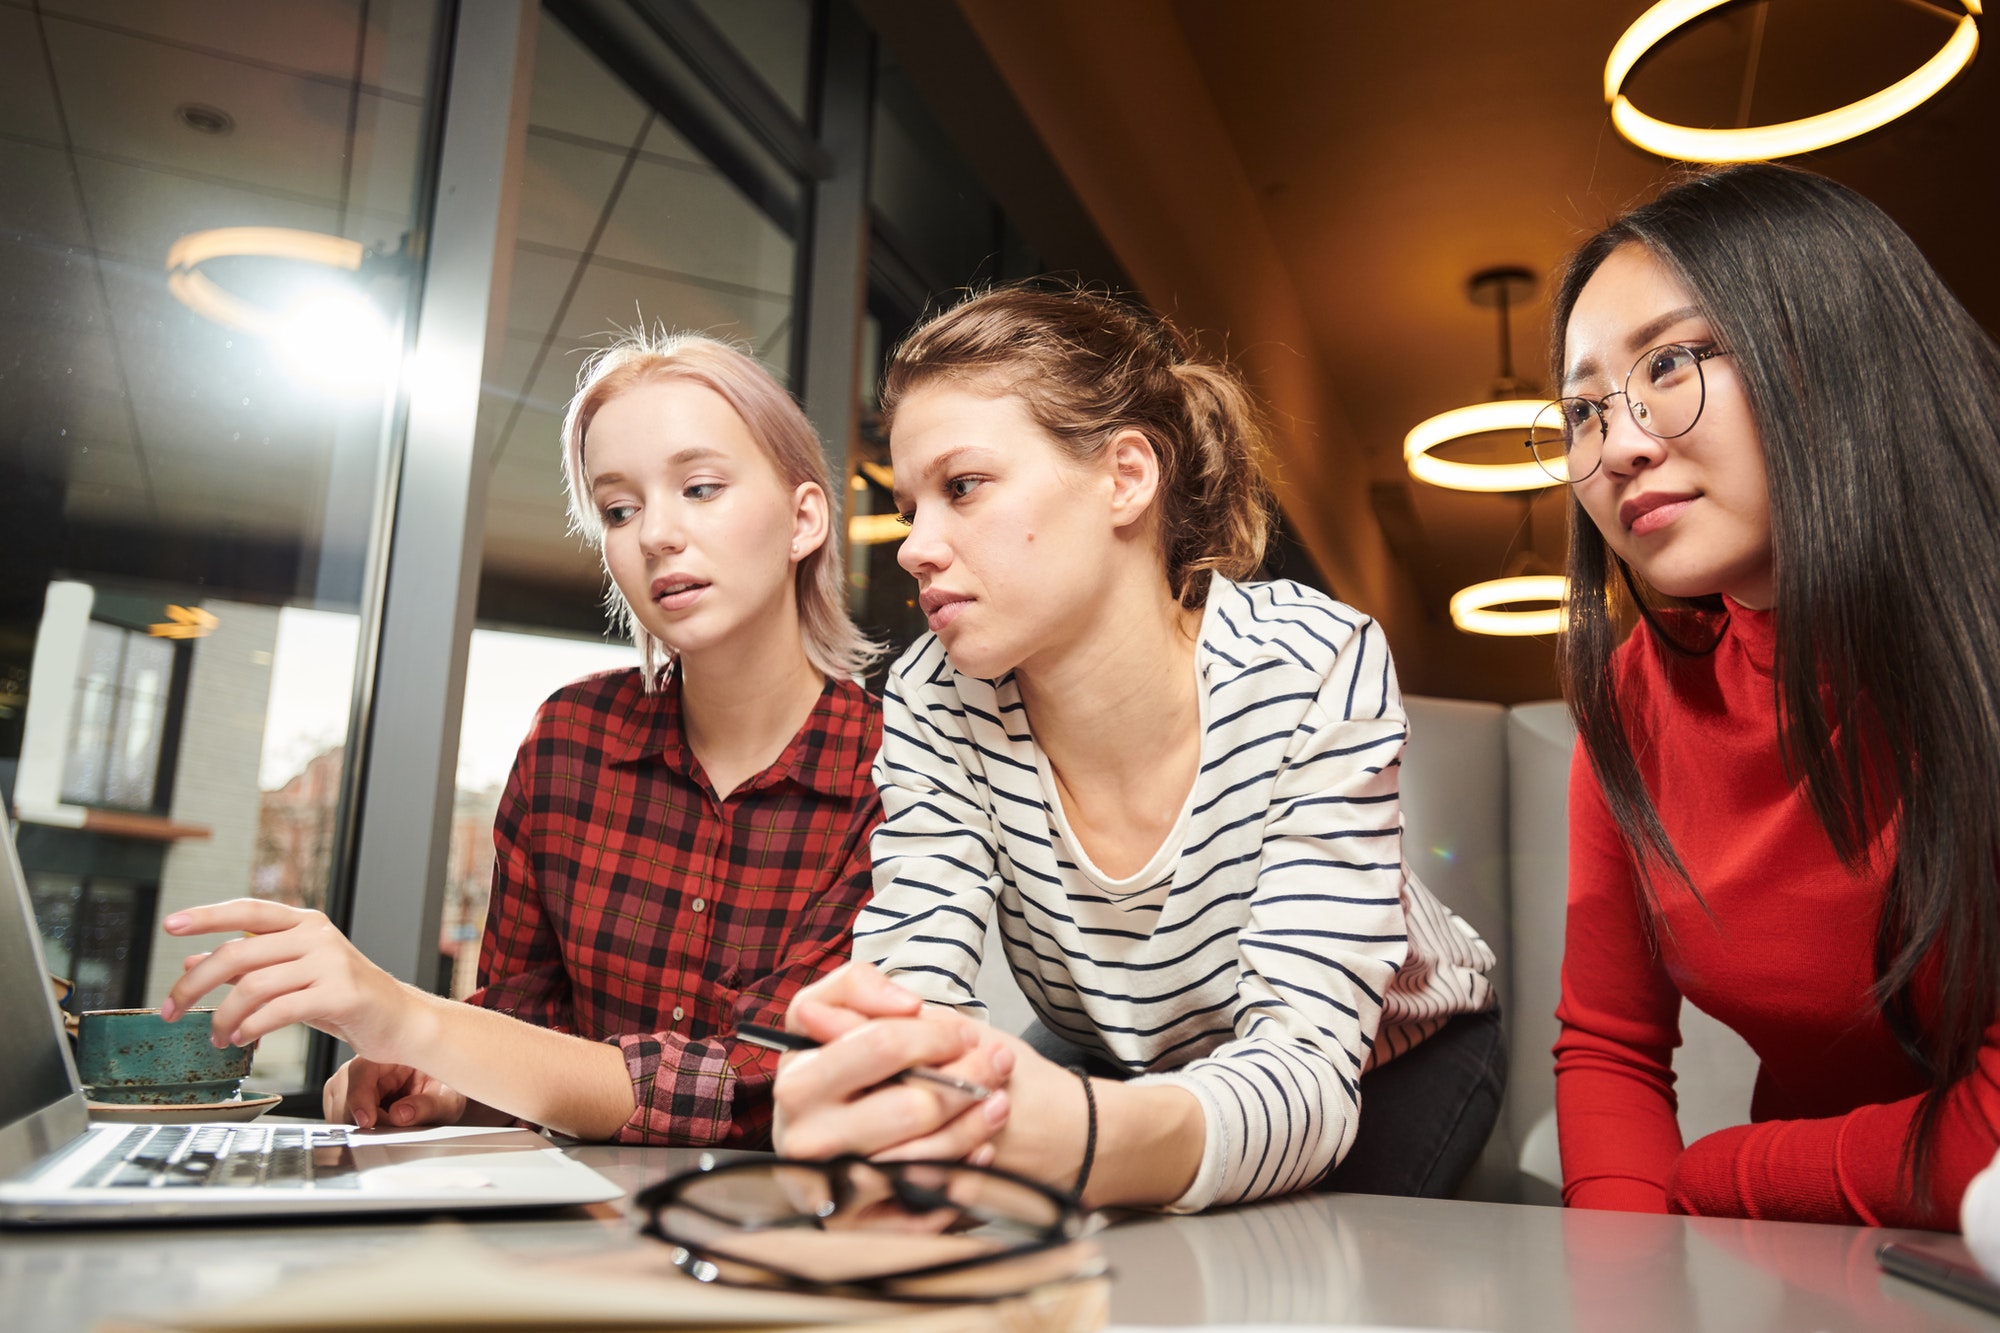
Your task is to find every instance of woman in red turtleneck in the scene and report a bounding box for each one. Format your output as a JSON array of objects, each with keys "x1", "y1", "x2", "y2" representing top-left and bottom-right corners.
[{"x1": 1543, "y1": 164, "x2": 2000, "y2": 1231}]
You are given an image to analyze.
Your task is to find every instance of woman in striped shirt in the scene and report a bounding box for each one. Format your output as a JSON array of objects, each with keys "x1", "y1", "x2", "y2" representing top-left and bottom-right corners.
[{"x1": 773, "y1": 286, "x2": 1500, "y2": 1211}]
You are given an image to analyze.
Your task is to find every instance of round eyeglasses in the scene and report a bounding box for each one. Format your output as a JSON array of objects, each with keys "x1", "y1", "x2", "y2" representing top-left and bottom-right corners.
[
  {"x1": 635, "y1": 1154, "x2": 1106, "y2": 1303},
  {"x1": 1527, "y1": 343, "x2": 1729, "y2": 484}
]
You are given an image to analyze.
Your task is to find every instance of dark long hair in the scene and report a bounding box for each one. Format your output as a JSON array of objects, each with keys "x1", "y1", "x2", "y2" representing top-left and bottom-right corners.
[{"x1": 1552, "y1": 163, "x2": 2000, "y2": 1204}]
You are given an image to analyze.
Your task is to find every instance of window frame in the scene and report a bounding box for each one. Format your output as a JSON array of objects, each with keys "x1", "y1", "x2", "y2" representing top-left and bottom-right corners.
[
  {"x1": 316, "y1": 0, "x2": 879, "y2": 1100},
  {"x1": 56, "y1": 620, "x2": 190, "y2": 816},
  {"x1": 317, "y1": 0, "x2": 1116, "y2": 1104}
]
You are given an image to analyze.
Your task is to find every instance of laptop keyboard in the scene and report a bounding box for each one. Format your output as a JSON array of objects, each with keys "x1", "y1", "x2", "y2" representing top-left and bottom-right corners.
[{"x1": 75, "y1": 1124, "x2": 359, "y2": 1191}]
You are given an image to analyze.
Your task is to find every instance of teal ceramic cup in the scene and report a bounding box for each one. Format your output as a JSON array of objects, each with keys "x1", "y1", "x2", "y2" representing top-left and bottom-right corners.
[{"x1": 75, "y1": 1008, "x2": 257, "y2": 1105}]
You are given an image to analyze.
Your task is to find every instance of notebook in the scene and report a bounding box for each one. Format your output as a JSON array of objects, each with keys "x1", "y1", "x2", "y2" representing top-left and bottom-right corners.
[{"x1": 0, "y1": 804, "x2": 623, "y2": 1224}]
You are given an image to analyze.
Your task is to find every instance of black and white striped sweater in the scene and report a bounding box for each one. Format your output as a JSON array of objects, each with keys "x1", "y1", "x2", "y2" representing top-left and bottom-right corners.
[{"x1": 854, "y1": 576, "x2": 1496, "y2": 1211}]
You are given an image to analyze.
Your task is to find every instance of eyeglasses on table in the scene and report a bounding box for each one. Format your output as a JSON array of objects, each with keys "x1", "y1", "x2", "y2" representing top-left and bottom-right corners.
[{"x1": 635, "y1": 1153, "x2": 1108, "y2": 1303}]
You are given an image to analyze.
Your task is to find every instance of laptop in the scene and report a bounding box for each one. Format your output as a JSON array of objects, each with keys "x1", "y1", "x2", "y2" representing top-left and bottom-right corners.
[{"x1": 0, "y1": 806, "x2": 624, "y2": 1223}]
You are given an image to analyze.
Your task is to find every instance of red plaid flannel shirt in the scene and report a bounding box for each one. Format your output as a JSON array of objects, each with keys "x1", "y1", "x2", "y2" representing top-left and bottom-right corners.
[{"x1": 464, "y1": 668, "x2": 880, "y2": 1146}]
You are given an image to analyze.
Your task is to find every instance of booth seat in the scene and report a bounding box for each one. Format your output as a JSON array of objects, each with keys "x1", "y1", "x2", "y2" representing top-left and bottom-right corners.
[{"x1": 968, "y1": 695, "x2": 1760, "y2": 1206}]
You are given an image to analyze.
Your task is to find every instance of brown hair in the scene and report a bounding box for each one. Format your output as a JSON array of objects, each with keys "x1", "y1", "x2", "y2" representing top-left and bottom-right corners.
[
  {"x1": 880, "y1": 283, "x2": 1275, "y2": 608},
  {"x1": 561, "y1": 330, "x2": 879, "y2": 687}
]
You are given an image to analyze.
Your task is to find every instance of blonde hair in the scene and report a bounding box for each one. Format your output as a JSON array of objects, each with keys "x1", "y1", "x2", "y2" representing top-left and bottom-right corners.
[
  {"x1": 560, "y1": 330, "x2": 879, "y2": 687},
  {"x1": 881, "y1": 283, "x2": 1274, "y2": 608}
]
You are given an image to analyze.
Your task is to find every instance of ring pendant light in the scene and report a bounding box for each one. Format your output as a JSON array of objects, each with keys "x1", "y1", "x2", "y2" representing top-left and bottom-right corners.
[
  {"x1": 1405, "y1": 400, "x2": 1563, "y2": 492},
  {"x1": 1404, "y1": 268, "x2": 1569, "y2": 635},
  {"x1": 166, "y1": 227, "x2": 368, "y2": 335},
  {"x1": 1606, "y1": 0, "x2": 1981, "y2": 162},
  {"x1": 1450, "y1": 575, "x2": 1567, "y2": 637},
  {"x1": 848, "y1": 512, "x2": 909, "y2": 546},
  {"x1": 1403, "y1": 268, "x2": 1559, "y2": 494}
]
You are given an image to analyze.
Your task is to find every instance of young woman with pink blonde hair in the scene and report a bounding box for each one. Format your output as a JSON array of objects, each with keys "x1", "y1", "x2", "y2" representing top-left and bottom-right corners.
[{"x1": 161, "y1": 331, "x2": 884, "y2": 1147}]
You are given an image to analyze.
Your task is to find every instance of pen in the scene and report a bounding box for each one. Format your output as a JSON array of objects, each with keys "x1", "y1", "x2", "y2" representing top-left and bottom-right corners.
[
  {"x1": 736, "y1": 1022, "x2": 992, "y2": 1100},
  {"x1": 1877, "y1": 1241, "x2": 2000, "y2": 1316}
]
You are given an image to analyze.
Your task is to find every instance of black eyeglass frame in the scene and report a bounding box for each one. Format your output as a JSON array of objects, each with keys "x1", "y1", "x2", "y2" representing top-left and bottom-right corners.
[
  {"x1": 634, "y1": 1153, "x2": 1099, "y2": 1304},
  {"x1": 1527, "y1": 342, "x2": 1730, "y2": 484}
]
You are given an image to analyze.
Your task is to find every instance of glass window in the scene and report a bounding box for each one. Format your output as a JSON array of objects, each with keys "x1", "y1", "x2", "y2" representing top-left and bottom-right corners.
[
  {"x1": 688, "y1": 0, "x2": 814, "y2": 123},
  {"x1": 446, "y1": 7, "x2": 802, "y2": 989},
  {"x1": 852, "y1": 53, "x2": 1044, "y2": 669},
  {"x1": 28, "y1": 872, "x2": 151, "y2": 1013},
  {"x1": 488, "y1": 12, "x2": 796, "y2": 593},
  {"x1": 443, "y1": 628, "x2": 633, "y2": 999},
  {"x1": 27, "y1": 874, "x2": 85, "y2": 988},
  {"x1": 870, "y1": 53, "x2": 1039, "y2": 294},
  {"x1": 847, "y1": 310, "x2": 923, "y2": 668},
  {"x1": 60, "y1": 621, "x2": 178, "y2": 810},
  {"x1": 0, "y1": 0, "x2": 448, "y2": 1095}
]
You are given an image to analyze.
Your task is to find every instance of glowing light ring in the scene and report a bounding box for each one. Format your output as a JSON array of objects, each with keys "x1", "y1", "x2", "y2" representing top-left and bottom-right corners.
[
  {"x1": 848, "y1": 512, "x2": 908, "y2": 546},
  {"x1": 165, "y1": 226, "x2": 366, "y2": 335},
  {"x1": 1450, "y1": 575, "x2": 1568, "y2": 637},
  {"x1": 1404, "y1": 399, "x2": 1563, "y2": 492},
  {"x1": 1606, "y1": 0, "x2": 1980, "y2": 163}
]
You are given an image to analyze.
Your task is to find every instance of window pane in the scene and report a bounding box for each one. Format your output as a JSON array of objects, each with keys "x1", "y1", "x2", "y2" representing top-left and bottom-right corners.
[
  {"x1": 59, "y1": 622, "x2": 176, "y2": 809},
  {"x1": 870, "y1": 53, "x2": 1039, "y2": 293},
  {"x1": 489, "y1": 16, "x2": 796, "y2": 599},
  {"x1": 250, "y1": 607, "x2": 359, "y2": 914},
  {"x1": 104, "y1": 631, "x2": 175, "y2": 808},
  {"x1": 28, "y1": 873, "x2": 84, "y2": 981},
  {"x1": 858, "y1": 57, "x2": 1041, "y2": 670},
  {"x1": 1, "y1": 0, "x2": 447, "y2": 1095},
  {"x1": 71, "y1": 879, "x2": 151, "y2": 1014},
  {"x1": 445, "y1": 629, "x2": 634, "y2": 999},
  {"x1": 688, "y1": 0, "x2": 814, "y2": 122},
  {"x1": 479, "y1": 7, "x2": 797, "y2": 611},
  {"x1": 446, "y1": 5, "x2": 799, "y2": 989},
  {"x1": 59, "y1": 622, "x2": 127, "y2": 805}
]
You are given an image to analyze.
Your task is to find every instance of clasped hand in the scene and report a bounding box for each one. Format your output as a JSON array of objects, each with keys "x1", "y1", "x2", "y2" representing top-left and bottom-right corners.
[{"x1": 773, "y1": 962, "x2": 1089, "y2": 1189}]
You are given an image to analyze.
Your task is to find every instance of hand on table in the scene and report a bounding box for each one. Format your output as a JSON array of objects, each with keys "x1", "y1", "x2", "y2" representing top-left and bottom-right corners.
[
  {"x1": 774, "y1": 961, "x2": 1015, "y2": 1165},
  {"x1": 324, "y1": 1056, "x2": 469, "y2": 1130},
  {"x1": 161, "y1": 898, "x2": 420, "y2": 1061}
]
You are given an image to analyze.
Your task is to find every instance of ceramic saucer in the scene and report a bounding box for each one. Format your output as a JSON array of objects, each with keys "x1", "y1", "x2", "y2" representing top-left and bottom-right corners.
[{"x1": 84, "y1": 1092, "x2": 283, "y2": 1125}]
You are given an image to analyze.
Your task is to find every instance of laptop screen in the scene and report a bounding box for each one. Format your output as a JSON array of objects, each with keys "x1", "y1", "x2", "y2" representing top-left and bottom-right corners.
[{"x1": 0, "y1": 809, "x2": 85, "y2": 1131}]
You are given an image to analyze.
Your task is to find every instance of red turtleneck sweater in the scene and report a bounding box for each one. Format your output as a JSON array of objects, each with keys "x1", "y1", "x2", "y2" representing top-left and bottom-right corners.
[{"x1": 1553, "y1": 602, "x2": 2000, "y2": 1230}]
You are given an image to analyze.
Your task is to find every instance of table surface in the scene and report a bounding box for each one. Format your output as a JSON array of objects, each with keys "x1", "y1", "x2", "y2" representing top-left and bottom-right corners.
[{"x1": 5, "y1": 1138, "x2": 1999, "y2": 1332}]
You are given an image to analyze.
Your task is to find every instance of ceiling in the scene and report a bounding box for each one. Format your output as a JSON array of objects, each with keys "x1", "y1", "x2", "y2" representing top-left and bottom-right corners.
[
  {"x1": 0, "y1": 0, "x2": 433, "y2": 557},
  {"x1": 1173, "y1": 0, "x2": 1998, "y2": 626},
  {"x1": 7, "y1": 0, "x2": 1994, "y2": 696},
  {"x1": 911, "y1": 0, "x2": 1998, "y2": 698},
  {"x1": 0, "y1": 0, "x2": 804, "y2": 627}
]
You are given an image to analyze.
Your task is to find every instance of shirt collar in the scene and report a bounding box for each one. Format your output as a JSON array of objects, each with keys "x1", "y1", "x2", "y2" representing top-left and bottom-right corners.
[
  {"x1": 769, "y1": 677, "x2": 874, "y2": 799},
  {"x1": 1722, "y1": 595, "x2": 1776, "y2": 677},
  {"x1": 601, "y1": 668, "x2": 686, "y2": 768},
  {"x1": 605, "y1": 670, "x2": 871, "y2": 800}
]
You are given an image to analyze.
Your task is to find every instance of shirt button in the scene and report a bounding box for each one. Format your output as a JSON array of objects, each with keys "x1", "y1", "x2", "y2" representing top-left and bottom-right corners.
[
  {"x1": 673, "y1": 1006, "x2": 685, "y2": 1022},
  {"x1": 692, "y1": 898, "x2": 705, "y2": 912}
]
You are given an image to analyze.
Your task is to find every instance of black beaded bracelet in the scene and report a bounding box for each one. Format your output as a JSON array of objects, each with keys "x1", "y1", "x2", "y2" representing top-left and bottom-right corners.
[{"x1": 1066, "y1": 1064, "x2": 1097, "y2": 1201}]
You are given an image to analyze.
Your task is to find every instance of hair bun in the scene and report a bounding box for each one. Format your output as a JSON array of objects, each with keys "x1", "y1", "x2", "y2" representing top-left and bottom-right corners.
[{"x1": 881, "y1": 283, "x2": 1275, "y2": 608}]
